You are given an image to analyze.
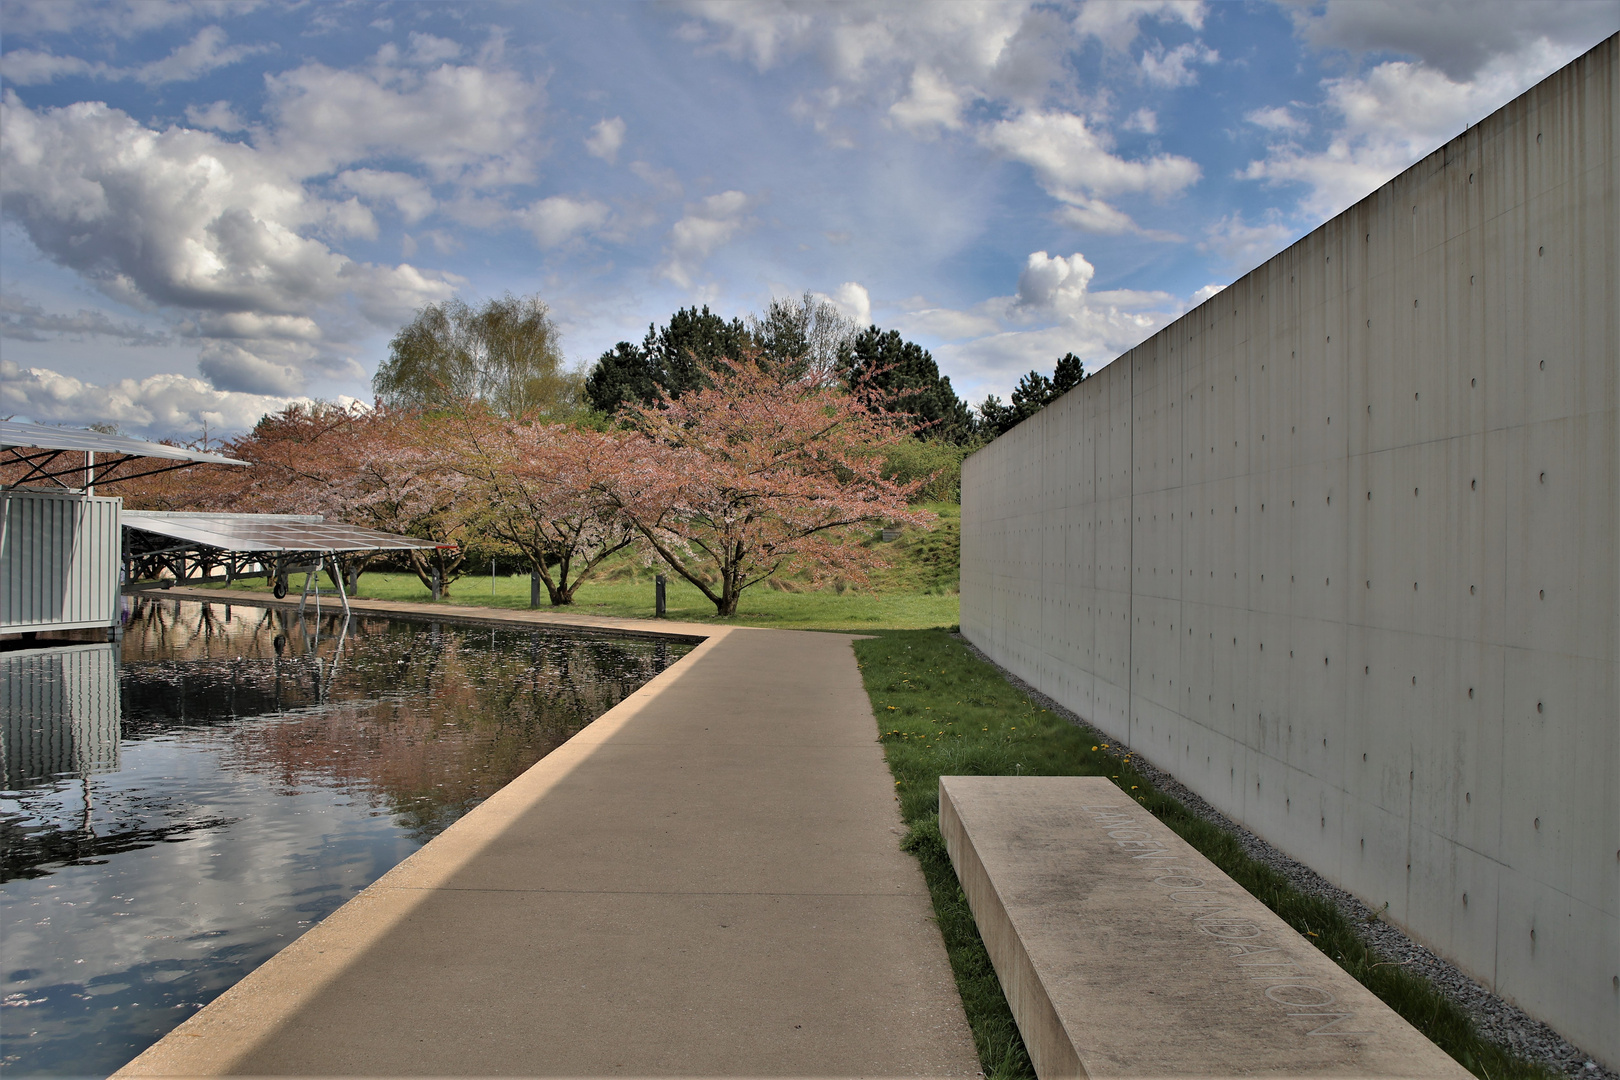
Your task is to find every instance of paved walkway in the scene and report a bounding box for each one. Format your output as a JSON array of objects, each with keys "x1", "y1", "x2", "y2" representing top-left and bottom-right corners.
[{"x1": 116, "y1": 598, "x2": 978, "y2": 1078}]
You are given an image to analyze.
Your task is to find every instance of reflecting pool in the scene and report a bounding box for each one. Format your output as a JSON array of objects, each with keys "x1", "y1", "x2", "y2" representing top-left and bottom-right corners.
[{"x1": 1, "y1": 598, "x2": 692, "y2": 1078}]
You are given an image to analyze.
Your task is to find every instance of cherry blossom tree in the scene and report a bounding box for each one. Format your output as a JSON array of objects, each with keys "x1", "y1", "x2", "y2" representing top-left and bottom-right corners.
[
  {"x1": 432, "y1": 410, "x2": 637, "y2": 605},
  {"x1": 123, "y1": 404, "x2": 470, "y2": 594},
  {"x1": 608, "y1": 354, "x2": 932, "y2": 616},
  {"x1": 240, "y1": 405, "x2": 470, "y2": 593}
]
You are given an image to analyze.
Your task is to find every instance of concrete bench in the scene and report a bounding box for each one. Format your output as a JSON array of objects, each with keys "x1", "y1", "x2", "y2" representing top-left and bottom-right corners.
[{"x1": 940, "y1": 775, "x2": 1474, "y2": 1080}]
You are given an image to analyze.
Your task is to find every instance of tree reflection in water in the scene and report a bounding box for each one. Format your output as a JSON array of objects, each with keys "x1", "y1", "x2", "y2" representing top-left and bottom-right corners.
[
  {"x1": 0, "y1": 598, "x2": 689, "y2": 1077},
  {"x1": 114, "y1": 598, "x2": 678, "y2": 846}
]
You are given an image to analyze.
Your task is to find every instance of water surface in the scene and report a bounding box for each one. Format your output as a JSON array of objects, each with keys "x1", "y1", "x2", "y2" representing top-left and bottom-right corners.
[{"x1": 1, "y1": 598, "x2": 690, "y2": 1077}]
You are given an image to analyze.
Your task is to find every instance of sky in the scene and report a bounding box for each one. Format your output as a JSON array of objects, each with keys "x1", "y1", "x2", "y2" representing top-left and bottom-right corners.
[{"x1": 2, "y1": 0, "x2": 1616, "y2": 440}]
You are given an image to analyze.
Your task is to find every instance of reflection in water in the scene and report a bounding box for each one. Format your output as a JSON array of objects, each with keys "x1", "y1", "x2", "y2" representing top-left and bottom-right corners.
[{"x1": 1, "y1": 598, "x2": 689, "y2": 1078}]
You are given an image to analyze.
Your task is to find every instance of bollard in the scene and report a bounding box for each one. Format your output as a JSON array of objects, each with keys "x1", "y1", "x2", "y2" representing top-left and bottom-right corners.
[
  {"x1": 530, "y1": 570, "x2": 541, "y2": 609},
  {"x1": 655, "y1": 574, "x2": 667, "y2": 618}
]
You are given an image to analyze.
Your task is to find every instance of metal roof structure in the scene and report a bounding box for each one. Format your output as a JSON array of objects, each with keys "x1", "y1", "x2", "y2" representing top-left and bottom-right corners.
[
  {"x1": 122, "y1": 512, "x2": 451, "y2": 616},
  {"x1": 122, "y1": 511, "x2": 444, "y2": 554},
  {"x1": 1, "y1": 420, "x2": 246, "y2": 490}
]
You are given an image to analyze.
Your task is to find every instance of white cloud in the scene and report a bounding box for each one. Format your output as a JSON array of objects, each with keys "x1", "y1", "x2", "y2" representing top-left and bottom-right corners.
[
  {"x1": 816, "y1": 281, "x2": 871, "y2": 327},
  {"x1": 678, "y1": 1, "x2": 1068, "y2": 135},
  {"x1": 132, "y1": 25, "x2": 270, "y2": 86},
  {"x1": 188, "y1": 311, "x2": 323, "y2": 341},
  {"x1": 0, "y1": 93, "x2": 456, "y2": 395},
  {"x1": 675, "y1": 2, "x2": 1209, "y2": 229},
  {"x1": 195, "y1": 341, "x2": 310, "y2": 395},
  {"x1": 185, "y1": 100, "x2": 248, "y2": 132},
  {"x1": 630, "y1": 160, "x2": 683, "y2": 199},
  {"x1": 0, "y1": 294, "x2": 169, "y2": 345},
  {"x1": 1290, "y1": 0, "x2": 1618, "y2": 80},
  {"x1": 0, "y1": 359, "x2": 313, "y2": 440},
  {"x1": 518, "y1": 196, "x2": 611, "y2": 248},
  {"x1": 984, "y1": 110, "x2": 1201, "y2": 199},
  {"x1": 0, "y1": 49, "x2": 101, "y2": 85},
  {"x1": 681, "y1": 1, "x2": 1029, "y2": 82},
  {"x1": 1245, "y1": 105, "x2": 1308, "y2": 135},
  {"x1": 585, "y1": 116, "x2": 627, "y2": 163},
  {"x1": 263, "y1": 55, "x2": 544, "y2": 185},
  {"x1": 1241, "y1": 40, "x2": 1588, "y2": 219},
  {"x1": 1073, "y1": 0, "x2": 1205, "y2": 51},
  {"x1": 1199, "y1": 212, "x2": 1298, "y2": 272},
  {"x1": 1123, "y1": 107, "x2": 1158, "y2": 134},
  {"x1": 658, "y1": 190, "x2": 753, "y2": 287},
  {"x1": 1139, "y1": 40, "x2": 1218, "y2": 88},
  {"x1": 1051, "y1": 195, "x2": 1149, "y2": 237},
  {"x1": 887, "y1": 250, "x2": 1195, "y2": 401},
  {"x1": 336, "y1": 169, "x2": 436, "y2": 224},
  {"x1": 981, "y1": 108, "x2": 1200, "y2": 234},
  {"x1": 407, "y1": 32, "x2": 463, "y2": 65},
  {"x1": 889, "y1": 66, "x2": 963, "y2": 133},
  {"x1": 0, "y1": 1, "x2": 263, "y2": 40},
  {"x1": 0, "y1": 26, "x2": 269, "y2": 86},
  {"x1": 1014, "y1": 251, "x2": 1096, "y2": 316}
]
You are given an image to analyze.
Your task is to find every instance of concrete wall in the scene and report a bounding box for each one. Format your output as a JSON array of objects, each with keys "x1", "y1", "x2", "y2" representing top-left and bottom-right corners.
[{"x1": 961, "y1": 35, "x2": 1618, "y2": 1066}]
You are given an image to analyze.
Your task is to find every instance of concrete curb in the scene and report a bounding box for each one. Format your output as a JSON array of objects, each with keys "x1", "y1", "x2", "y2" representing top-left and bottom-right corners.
[{"x1": 114, "y1": 626, "x2": 738, "y2": 1077}]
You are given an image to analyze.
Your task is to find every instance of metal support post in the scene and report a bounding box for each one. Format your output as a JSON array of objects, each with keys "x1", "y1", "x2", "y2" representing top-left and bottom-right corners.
[
  {"x1": 530, "y1": 570, "x2": 541, "y2": 609},
  {"x1": 329, "y1": 554, "x2": 352, "y2": 619},
  {"x1": 655, "y1": 574, "x2": 667, "y2": 618}
]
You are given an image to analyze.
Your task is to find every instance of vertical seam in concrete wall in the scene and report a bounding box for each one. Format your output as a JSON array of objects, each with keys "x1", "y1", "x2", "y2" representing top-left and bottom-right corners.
[{"x1": 1128, "y1": 346, "x2": 1136, "y2": 750}]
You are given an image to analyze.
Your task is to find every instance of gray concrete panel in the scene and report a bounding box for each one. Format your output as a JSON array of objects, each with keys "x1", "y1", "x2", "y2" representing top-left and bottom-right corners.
[{"x1": 961, "y1": 35, "x2": 1619, "y2": 1066}]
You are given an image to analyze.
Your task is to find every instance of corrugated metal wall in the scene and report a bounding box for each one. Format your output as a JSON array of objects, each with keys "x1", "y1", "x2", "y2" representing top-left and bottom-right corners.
[
  {"x1": 0, "y1": 642, "x2": 122, "y2": 787},
  {"x1": 1, "y1": 489, "x2": 123, "y2": 633}
]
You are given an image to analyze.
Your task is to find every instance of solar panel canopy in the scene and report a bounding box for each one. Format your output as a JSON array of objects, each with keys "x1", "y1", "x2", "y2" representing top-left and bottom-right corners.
[
  {"x1": 1, "y1": 420, "x2": 246, "y2": 466},
  {"x1": 123, "y1": 512, "x2": 444, "y2": 554}
]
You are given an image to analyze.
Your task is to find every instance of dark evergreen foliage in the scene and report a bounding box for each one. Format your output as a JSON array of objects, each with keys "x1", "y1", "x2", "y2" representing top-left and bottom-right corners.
[
  {"x1": 976, "y1": 351, "x2": 1088, "y2": 438},
  {"x1": 836, "y1": 326, "x2": 976, "y2": 445},
  {"x1": 584, "y1": 305, "x2": 751, "y2": 414},
  {"x1": 584, "y1": 341, "x2": 663, "y2": 414}
]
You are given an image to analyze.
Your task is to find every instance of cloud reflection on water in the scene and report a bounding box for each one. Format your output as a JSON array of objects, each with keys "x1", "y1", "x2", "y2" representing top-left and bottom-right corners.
[{"x1": 1, "y1": 598, "x2": 688, "y2": 1077}]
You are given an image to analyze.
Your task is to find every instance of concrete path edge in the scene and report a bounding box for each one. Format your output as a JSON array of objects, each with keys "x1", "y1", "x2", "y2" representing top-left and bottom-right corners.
[{"x1": 114, "y1": 624, "x2": 737, "y2": 1076}]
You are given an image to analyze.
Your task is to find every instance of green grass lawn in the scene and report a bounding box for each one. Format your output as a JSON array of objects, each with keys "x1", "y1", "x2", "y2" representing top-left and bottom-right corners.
[
  {"x1": 210, "y1": 567, "x2": 959, "y2": 631},
  {"x1": 200, "y1": 505, "x2": 962, "y2": 632},
  {"x1": 853, "y1": 629, "x2": 1563, "y2": 1080}
]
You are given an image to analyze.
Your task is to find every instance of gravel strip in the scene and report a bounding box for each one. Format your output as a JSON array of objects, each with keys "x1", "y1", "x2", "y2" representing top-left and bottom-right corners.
[{"x1": 954, "y1": 635, "x2": 1613, "y2": 1080}]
